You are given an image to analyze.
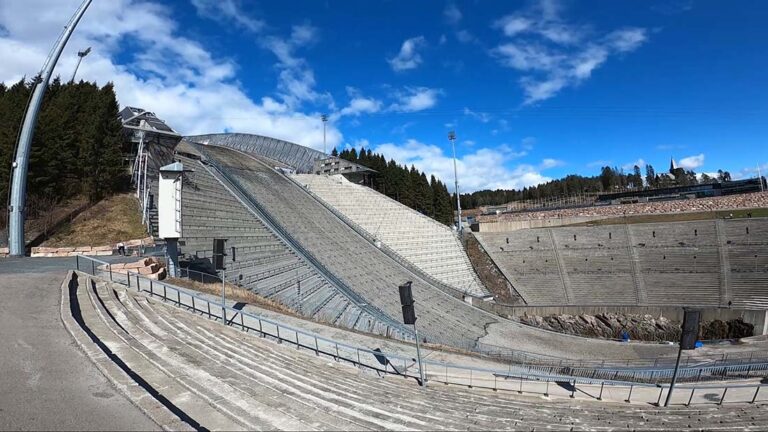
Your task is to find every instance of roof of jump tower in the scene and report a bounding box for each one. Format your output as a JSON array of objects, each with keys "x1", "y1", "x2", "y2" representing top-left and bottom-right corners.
[{"x1": 184, "y1": 133, "x2": 326, "y2": 173}]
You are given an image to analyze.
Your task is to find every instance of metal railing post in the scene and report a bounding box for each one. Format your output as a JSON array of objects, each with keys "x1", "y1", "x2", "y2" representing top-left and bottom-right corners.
[
  {"x1": 687, "y1": 388, "x2": 695, "y2": 406},
  {"x1": 76, "y1": 255, "x2": 80, "y2": 271},
  {"x1": 314, "y1": 336, "x2": 319, "y2": 355},
  {"x1": 598, "y1": 382, "x2": 604, "y2": 400},
  {"x1": 751, "y1": 386, "x2": 760, "y2": 404},
  {"x1": 719, "y1": 387, "x2": 728, "y2": 405},
  {"x1": 626, "y1": 384, "x2": 633, "y2": 403}
]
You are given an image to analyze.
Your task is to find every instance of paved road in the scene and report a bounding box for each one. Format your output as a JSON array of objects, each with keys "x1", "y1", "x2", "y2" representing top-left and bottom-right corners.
[{"x1": 0, "y1": 257, "x2": 158, "y2": 431}]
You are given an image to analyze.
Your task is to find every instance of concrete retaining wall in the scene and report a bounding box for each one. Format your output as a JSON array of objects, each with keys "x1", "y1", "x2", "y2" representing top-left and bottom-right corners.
[
  {"x1": 467, "y1": 299, "x2": 768, "y2": 336},
  {"x1": 478, "y1": 215, "x2": 610, "y2": 232},
  {"x1": 30, "y1": 236, "x2": 154, "y2": 257}
]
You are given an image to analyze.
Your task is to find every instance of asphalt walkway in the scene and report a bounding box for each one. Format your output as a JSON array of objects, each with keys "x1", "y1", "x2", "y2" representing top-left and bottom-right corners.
[{"x1": 0, "y1": 257, "x2": 157, "y2": 431}]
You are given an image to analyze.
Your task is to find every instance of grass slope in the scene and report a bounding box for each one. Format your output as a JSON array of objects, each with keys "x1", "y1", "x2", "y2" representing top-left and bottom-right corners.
[{"x1": 43, "y1": 193, "x2": 148, "y2": 247}]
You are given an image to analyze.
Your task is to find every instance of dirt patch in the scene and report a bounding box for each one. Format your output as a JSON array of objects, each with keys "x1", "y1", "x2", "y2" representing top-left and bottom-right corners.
[
  {"x1": 464, "y1": 233, "x2": 525, "y2": 304},
  {"x1": 166, "y1": 277, "x2": 301, "y2": 317},
  {"x1": 43, "y1": 193, "x2": 147, "y2": 247}
]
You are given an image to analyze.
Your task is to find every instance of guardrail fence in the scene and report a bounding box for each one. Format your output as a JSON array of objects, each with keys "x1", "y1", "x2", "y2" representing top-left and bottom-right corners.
[{"x1": 75, "y1": 254, "x2": 768, "y2": 406}]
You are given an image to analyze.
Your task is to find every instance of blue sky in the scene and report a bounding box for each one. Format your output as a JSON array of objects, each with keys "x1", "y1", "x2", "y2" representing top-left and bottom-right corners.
[{"x1": 1, "y1": 0, "x2": 767, "y2": 191}]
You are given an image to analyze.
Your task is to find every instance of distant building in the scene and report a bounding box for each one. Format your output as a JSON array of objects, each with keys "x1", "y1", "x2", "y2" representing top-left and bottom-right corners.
[{"x1": 313, "y1": 156, "x2": 375, "y2": 183}]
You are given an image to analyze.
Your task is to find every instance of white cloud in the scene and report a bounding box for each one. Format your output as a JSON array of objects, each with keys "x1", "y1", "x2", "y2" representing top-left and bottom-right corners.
[
  {"x1": 622, "y1": 158, "x2": 646, "y2": 170},
  {"x1": 190, "y1": 0, "x2": 264, "y2": 33},
  {"x1": 335, "y1": 88, "x2": 382, "y2": 118},
  {"x1": 260, "y1": 24, "x2": 332, "y2": 109},
  {"x1": 606, "y1": 28, "x2": 648, "y2": 52},
  {"x1": 455, "y1": 30, "x2": 477, "y2": 44},
  {"x1": 444, "y1": 3, "x2": 462, "y2": 25},
  {"x1": 540, "y1": 158, "x2": 565, "y2": 169},
  {"x1": 373, "y1": 139, "x2": 545, "y2": 192},
  {"x1": 389, "y1": 87, "x2": 442, "y2": 112},
  {"x1": 732, "y1": 163, "x2": 768, "y2": 180},
  {"x1": 678, "y1": 153, "x2": 705, "y2": 170},
  {"x1": 0, "y1": 0, "x2": 342, "y2": 152},
  {"x1": 388, "y1": 36, "x2": 427, "y2": 71},
  {"x1": 463, "y1": 107, "x2": 491, "y2": 123},
  {"x1": 587, "y1": 159, "x2": 612, "y2": 168},
  {"x1": 491, "y1": 1, "x2": 649, "y2": 104},
  {"x1": 492, "y1": 0, "x2": 583, "y2": 46}
]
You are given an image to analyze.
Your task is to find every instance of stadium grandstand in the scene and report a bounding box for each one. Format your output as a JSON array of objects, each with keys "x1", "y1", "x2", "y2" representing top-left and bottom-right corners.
[
  {"x1": 57, "y1": 268, "x2": 768, "y2": 430},
  {"x1": 4, "y1": 128, "x2": 768, "y2": 431},
  {"x1": 291, "y1": 173, "x2": 488, "y2": 296},
  {"x1": 478, "y1": 191, "x2": 768, "y2": 224},
  {"x1": 475, "y1": 219, "x2": 768, "y2": 311},
  {"x1": 597, "y1": 178, "x2": 767, "y2": 204},
  {"x1": 5, "y1": 3, "x2": 768, "y2": 428}
]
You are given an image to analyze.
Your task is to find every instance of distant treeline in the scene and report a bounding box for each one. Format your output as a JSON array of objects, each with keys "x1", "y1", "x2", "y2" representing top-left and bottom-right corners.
[
  {"x1": 335, "y1": 147, "x2": 455, "y2": 226},
  {"x1": 0, "y1": 78, "x2": 126, "y2": 224},
  {"x1": 459, "y1": 164, "x2": 734, "y2": 210}
]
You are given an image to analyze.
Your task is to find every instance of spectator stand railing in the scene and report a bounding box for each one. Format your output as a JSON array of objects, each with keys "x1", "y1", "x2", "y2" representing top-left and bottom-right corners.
[{"x1": 75, "y1": 254, "x2": 768, "y2": 406}]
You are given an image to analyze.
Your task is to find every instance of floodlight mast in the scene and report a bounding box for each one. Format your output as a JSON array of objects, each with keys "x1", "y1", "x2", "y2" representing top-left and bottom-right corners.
[
  {"x1": 7, "y1": 0, "x2": 93, "y2": 256},
  {"x1": 321, "y1": 114, "x2": 328, "y2": 155},
  {"x1": 449, "y1": 131, "x2": 462, "y2": 232},
  {"x1": 69, "y1": 47, "x2": 92, "y2": 83}
]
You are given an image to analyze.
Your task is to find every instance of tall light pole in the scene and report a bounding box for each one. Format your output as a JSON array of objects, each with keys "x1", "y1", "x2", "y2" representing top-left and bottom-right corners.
[
  {"x1": 321, "y1": 114, "x2": 328, "y2": 155},
  {"x1": 8, "y1": 0, "x2": 93, "y2": 256},
  {"x1": 448, "y1": 130, "x2": 462, "y2": 232},
  {"x1": 70, "y1": 47, "x2": 91, "y2": 83}
]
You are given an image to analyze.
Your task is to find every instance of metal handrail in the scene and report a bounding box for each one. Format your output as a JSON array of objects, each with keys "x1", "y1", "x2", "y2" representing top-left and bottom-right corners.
[{"x1": 74, "y1": 255, "x2": 768, "y2": 406}]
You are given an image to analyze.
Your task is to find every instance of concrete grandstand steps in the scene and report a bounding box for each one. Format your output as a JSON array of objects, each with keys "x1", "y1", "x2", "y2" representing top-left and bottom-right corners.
[
  {"x1": 70, "y1": 275, "x2": 768, "y2": 430},
  {"x1": 478, "y1": 219, "x2": 768, "y2": 307},
  {"x1": 73, "y1": 275, "x2": 246, "y2": 430},
  {"x1": 292, "y1": 173, "x2": 487, "y2": 297},
  {"x1": 171, "y1": 148, "x2": 402, "y2": 338},
  {"x1": 204, "y1": 145, "x2": 493, "y2": 346},
  {"x1": 95, "y1": 284, "x2": 323, "y2": 430}
]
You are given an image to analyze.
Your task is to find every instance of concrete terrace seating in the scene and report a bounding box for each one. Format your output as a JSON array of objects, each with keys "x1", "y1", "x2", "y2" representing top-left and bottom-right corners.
[
  {"x1": 477, "y1": 219, "x2": 768, "y2": 308},
  {"x1": 292, "y1": 173, "x2": 487, "y2": 296},
  {"x1": 199, "y1": 144, "x2": 492, "y2": 348},
  {"x1": 64, "y1": 273, "x2": 768, "y2": 431},
  {"x1": 172, "y1": 148, "x2": 396, "y2": 336}
]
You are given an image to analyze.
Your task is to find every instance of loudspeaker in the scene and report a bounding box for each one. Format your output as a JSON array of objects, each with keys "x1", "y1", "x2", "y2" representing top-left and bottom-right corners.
[
  {"x1": 680, "y1": 309, "x2": 701, "y2": 350},
  {"x1": 213, "y1": 238, "x2": 226, "y2": 270},
  {"x1": 231, "y1": 246, "x2": 236, "y2": 263},
  {"x1": 399, "y1": 281, "x2": 416, "y2": 325}
]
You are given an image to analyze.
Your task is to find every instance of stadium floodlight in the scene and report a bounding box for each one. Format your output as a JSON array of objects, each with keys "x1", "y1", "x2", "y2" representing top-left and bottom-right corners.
[
  {"x1": 8, "y1": 0, "x2": 93, "y2": 256},
  {"x1": 321, "y1": 114, "x2": 328, "y2": 155},
  {"x1": 448, "y1": 130, "x2": 462, "y2": 232},
  {"x1": 70, "y1": 47, "x2": 91, "y2": 83}
]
